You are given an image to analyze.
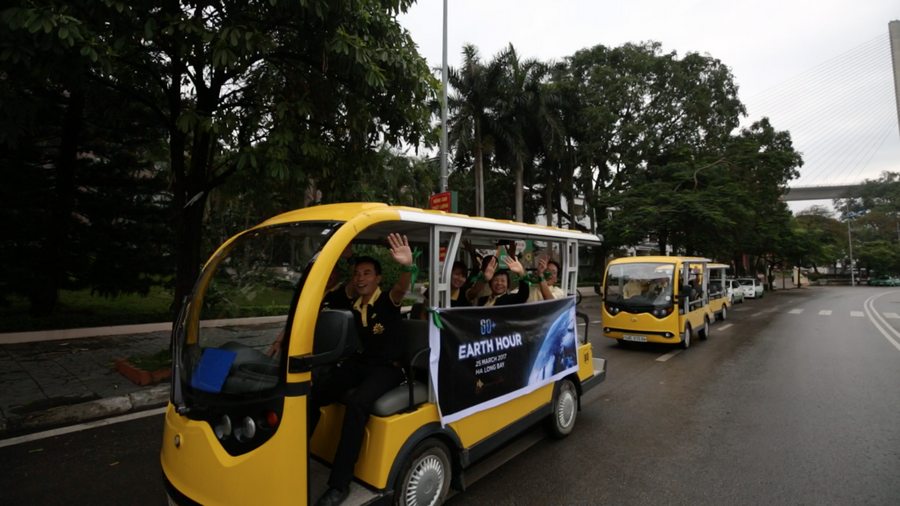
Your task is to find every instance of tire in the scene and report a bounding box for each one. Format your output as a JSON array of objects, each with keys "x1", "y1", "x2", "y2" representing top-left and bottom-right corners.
[
  {"x1": 575, "y1": 290, "x2": 583, "y2": 305},
  {"x1": 698, "y1": 317, "x2": 710, "y2": 341},
  {"x1": 395, "y1": 439, "x2": 451, "y2": 506},
  {"x1": 720, "y1": 305, "x2": 727, "y2": 321},
  {"x1": 680, "y1": 324, "x2": 692, "y2": 349},
  {"x1": 546, "y1": 379, "x2": 578, "y2": 438}
]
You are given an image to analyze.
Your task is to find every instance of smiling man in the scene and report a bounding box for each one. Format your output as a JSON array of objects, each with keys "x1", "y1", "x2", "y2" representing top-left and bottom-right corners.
[{"x1": 309, "y1": 232, "x2": 414, "y2": 506}]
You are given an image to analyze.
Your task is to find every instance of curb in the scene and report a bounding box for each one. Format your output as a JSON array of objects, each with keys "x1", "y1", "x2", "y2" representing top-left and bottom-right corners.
[
  {"x1": 0, "y1": 315, "x2": 288, "y2": 344},
  {"x1": 0, "y1": 384, "x2": 170, "y2": 440}
]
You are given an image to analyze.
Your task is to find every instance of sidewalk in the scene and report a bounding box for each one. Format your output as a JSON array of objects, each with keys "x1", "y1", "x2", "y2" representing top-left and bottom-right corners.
[
  {"x1": 0, "y1": 326, "x2": 172, "y2": 439},
  {"x1": 0, "y1": 289, "x2": 602, "y2": 440}
]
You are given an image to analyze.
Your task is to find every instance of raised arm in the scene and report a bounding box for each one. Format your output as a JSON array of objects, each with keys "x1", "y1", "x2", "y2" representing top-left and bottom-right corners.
[
  {"x1": 387, "y1": 233, "x2": 413, "y2": 305},
  {"x1": 535, "y1": 256, "x2": 555, "y2": 300},
  {"x1": 466, "y1": 256, "x2": 497, "y2": 302}
]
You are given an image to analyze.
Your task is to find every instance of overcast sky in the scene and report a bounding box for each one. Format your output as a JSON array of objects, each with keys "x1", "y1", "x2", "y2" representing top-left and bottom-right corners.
[{"x1": 399, "y1": 1, "x2": 900, "y2": 214}]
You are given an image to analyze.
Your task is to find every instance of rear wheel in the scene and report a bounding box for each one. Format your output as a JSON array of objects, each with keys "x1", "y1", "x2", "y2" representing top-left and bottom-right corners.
[
  {"x1": 546, "y1": 379, "x2": 578, "y2": 438},
  {"x1": 680, "y1": 324, "x2": 692, "y2": 349},
  {"x1": 720, "y1": 305, "x2": 728, "y2": 321},
  {"x1": 395, "y1": 439, "x2": 451, "y2": 506},
  {"x1": 698, "y1": 317, "x2": 710, "y2": 340}
]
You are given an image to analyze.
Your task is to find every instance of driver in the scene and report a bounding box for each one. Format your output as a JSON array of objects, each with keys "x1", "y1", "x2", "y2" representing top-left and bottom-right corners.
[{"x1": 310, "y1": 233, "x2": 413, "y2": 506}]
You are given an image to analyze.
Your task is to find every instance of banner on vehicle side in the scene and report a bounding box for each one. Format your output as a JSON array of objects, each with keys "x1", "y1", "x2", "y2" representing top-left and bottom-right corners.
[{"x1": 428, "y1": 297, "x2": 579, "y2": 424}]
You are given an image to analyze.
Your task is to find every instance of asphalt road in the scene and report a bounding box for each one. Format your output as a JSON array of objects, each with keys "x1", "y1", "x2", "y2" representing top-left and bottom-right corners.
[{"x1": 3, "y1": 286, "x2": 899, "y2": 505}]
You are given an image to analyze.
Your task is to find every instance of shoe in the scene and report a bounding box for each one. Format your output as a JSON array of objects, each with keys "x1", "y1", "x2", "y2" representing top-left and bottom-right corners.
[{"x1": 315, "y1": 487, "x2": 349, "y2": 506}]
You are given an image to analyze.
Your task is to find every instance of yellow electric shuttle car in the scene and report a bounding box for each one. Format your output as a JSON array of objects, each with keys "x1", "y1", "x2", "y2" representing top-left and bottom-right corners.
[
  {"x1": 707, "y1": 263, "x2": 730, "y2": 322},
  {"x1": 161, "y1": 203, "x2": 606, "y2": 505},
  {"x1": 601, "y1": 255, "x2": 710, "y2": 349}
]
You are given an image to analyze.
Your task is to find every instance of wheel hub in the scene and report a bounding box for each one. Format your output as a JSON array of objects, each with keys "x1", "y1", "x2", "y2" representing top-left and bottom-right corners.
[{"x1": 405, "y1": 455, "x2": 445, "y2": 506}]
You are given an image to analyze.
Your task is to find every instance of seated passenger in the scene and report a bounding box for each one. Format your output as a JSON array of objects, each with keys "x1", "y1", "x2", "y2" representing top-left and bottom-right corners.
[
  {"x1": 309, "y1": 233, "x2": 413, "y2": 506},
  {"x1": 474, "y1": 255, "x2": 530, "y2": 307},
  {"x1": 528, "y1": 256, "x2": 565, "y2": 301},
  {"x1": 449, "y1": 261, "x2": 471, "y2": 307},
  {"x1": 623, "y1": 279, "x2": 643, "y2": 299}
]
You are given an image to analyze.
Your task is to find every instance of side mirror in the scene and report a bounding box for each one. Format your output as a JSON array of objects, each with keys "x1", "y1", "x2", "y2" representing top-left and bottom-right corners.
[{"x1": 289, "y1": 310, "x2": 357, "y2": 373}]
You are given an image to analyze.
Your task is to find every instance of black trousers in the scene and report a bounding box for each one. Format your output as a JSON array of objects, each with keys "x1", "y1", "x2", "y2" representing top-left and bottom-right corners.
[{"x1": 309, "y1": 359, "x2": 404, "y2": 491}]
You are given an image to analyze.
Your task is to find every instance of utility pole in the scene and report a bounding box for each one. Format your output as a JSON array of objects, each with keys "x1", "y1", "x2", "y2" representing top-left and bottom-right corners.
[
  {"x1": 891, "y1": 20, "x2": 900, "y2": 137},
  {"x1": 847, "y1": 216, "x2": 855, "y2": 287},
  {"x1": 439, "y1": 0, "x2": 449, "y2": 192}
]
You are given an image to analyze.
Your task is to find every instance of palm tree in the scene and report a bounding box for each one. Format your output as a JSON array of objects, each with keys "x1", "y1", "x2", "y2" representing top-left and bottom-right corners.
[
  {"x1": 492, "y1": 45, "x2": 562, "y2": 222},
  {"x1": 447, "y1": 44, "x2": 505, "y2": 216}
]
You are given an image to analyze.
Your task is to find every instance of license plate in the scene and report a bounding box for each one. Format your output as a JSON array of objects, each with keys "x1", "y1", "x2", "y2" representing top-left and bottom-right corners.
[{"x1": 622, "y1": 334, "x2": 647, "y2": 342}]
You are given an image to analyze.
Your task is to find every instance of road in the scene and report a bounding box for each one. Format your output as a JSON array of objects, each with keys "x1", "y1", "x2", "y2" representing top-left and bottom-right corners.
[{"x1": 2, "y1": 286, "x2": 899, "y2": 505}]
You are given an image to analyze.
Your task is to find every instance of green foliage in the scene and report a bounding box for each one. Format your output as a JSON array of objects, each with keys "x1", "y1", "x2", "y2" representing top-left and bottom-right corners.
[
  {"x1": 834, "y1": 171, "x2": 900, "y2": 275},
  {"x1": 2, "y1": 0, "x2": 437, "y2": 317},
  {"x1": 0, "y1": 287, "x2": 174, "y2": 332},
  {"x1": 128, "y1": 348, "x2": 171, "y2": 371}
]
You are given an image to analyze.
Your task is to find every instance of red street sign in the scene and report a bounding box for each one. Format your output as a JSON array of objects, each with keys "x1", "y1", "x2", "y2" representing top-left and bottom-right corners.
[{"x1": 429, "y1": 191, "x2": 455, "y2": 212}]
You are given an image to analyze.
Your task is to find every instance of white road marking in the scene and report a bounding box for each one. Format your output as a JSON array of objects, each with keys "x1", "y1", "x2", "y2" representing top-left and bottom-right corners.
[
  {"x1": 717, "y1": 323, "x2": 733, "y2": 331},
  {"x1": 0, "y1": 407, "x2": 167, "y2": 449},
  {"x1": 850, "y1": 311, "x2": 865, "y2": 318},
  {"x1": 788, "y1": 308, "x2": 804, "y2": 314},
  {"x1": 656, "y1": 349, "x2": 683, "y2": 362},
  {"x1": 884, "y1": 312, "x2": 900, "y2": 320},
  {"x1": 864, "y1": 292, "x2": 900, "y2": 353},
  {"x1": 819, "y1": 310, "x2": 832, "y2": 316},
  {"x1": 751, "y1": 312, "x2": 765, "y2": 317},
  {"x1": 591, "y1": 320, "x2": 603, "y2": 324}
]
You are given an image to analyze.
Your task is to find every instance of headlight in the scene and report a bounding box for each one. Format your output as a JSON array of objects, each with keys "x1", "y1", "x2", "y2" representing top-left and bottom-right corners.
[{"x1": 214, "y1": 415, "x2": 232, "y2": 440}]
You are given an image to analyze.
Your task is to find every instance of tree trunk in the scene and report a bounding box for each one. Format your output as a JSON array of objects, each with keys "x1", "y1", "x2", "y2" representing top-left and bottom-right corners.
[
  {"x1": 544, "y1": 172, "x2": 554, "y2": 228},
  {"x1": 514, "y1": 158, "x2": 524, "y2": 222},
  {"x1": 31, "y1": 83, "x2": 84, "y2": 315},
  {"x1": 474, "y1": 120, "x2": 485, "y2": 216}
]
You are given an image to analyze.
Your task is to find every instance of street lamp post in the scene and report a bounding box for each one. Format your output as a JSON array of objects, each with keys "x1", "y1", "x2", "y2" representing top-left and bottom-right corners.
[
  {"x1": 847, "y1": 216, "x2": 855, "y2": 287},
  {"x1": 439, "y1": 0, "x2": 449, "y2": 193}
]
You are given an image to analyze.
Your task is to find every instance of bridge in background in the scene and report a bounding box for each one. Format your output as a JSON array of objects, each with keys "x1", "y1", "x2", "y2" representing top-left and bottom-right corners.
[
  {"x1": 783, "y1": 185, "x2": 863, "y2": 201},
  {"x1": 774, "y1": 21, "x2": 899, "y2": 200}
]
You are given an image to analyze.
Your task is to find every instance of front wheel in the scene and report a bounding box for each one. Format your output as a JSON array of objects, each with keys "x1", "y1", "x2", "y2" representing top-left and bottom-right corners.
[
  {"x1": 395, "y1": 439, "x2": 451, "y2": 506},
  {"x1": 546, "y1": 379, "x2": 578, "y2": 438},
  {"x1": 720, "y1": 305, "x2": 728, "y2": 321},
  {"x1": 681, "y1": 324, "x2": 692, "y2": 349}
]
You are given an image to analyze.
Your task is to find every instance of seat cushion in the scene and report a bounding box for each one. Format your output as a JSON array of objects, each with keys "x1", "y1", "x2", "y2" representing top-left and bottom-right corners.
[{"x1": 371, "y1": 382, "x2": 429, "y2": 417}]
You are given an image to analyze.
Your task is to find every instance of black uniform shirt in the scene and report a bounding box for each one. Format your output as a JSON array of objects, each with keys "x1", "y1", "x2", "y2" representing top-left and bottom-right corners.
[{"x1": 351, "y1": 287, "x2": 403, "y2": 365}]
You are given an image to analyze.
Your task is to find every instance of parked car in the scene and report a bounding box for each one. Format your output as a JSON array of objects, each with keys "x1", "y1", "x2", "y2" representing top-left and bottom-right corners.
[
  {"x1": 868, "y1": 276, "x2": 900, "y2": 286},
  {"x1": 737, "y1": 277, "x2": 764, "y2": 299},
  {"x1": 727, "y1": 279, "x2": 745, "y2": 304}
]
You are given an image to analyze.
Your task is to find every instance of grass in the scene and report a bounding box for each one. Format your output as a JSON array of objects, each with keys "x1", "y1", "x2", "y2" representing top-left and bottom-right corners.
[
  {"x1": 127, "y1": 348, "x2": 172, "y2": 371},
  {"x1": 0, "y1": 286, "x2": 175, "y2": 333}
]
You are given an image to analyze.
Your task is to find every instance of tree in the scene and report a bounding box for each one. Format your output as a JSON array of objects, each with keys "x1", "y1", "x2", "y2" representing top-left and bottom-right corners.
[
  {"x1": 834, "y1": 171, "x2": 900, "y2": 276},
  {"x1": 3, "y1": 1, "x2": 437, "y2": 311},
  {"x1": 491, "y1": 45, "x2": 556, "y2": 222},
  {"x1": 448, "y1": 44, "x2": 506, "y2": 216},
  {"x1": 792, "y1": 206, "x2": 845, "y2": 273},
  {"x1": 0, "y1": 2, "x2": 171, "y2": 314}
]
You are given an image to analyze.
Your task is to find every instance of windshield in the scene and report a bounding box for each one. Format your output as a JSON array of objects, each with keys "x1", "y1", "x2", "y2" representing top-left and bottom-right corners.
[
  {"x1": 174, "y1": 222, "x2": 340, "y2": 400},
  {"x1": 738, "y1": 278, "x2": 755, "y2": 286},
  {"x1": 605, "y1": 262, "x2": 674, "y2": 309}
]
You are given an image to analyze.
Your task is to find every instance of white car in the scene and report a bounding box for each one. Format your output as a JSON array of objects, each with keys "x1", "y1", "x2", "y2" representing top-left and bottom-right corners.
[
  {"x1": 727, "y1": 279, "x2": 745, "y2": 304},
  {"x1": 737, "y1": 277, "x2": 764, "y2": 299}
]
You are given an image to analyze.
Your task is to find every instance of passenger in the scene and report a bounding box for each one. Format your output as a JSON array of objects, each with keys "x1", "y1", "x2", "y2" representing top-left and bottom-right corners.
[
  {"x1": 651, "y1": 277, "x2": 670, "y2": 303},
  {"x1": 528, "y1": 256, "x2": 565, "y2": 301},
  {"x1": 474, "y1": 255, "x2": 530, "y2": 307},
  {"x1": 449, "y1": 261, "x2": 471, "y2": 307},
  {"x1": 623, "y1": 279, "x2": 643, "y2": 299},
  {"x1": 310, "y1": 233, "x2": 413, "y2": 506}
]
